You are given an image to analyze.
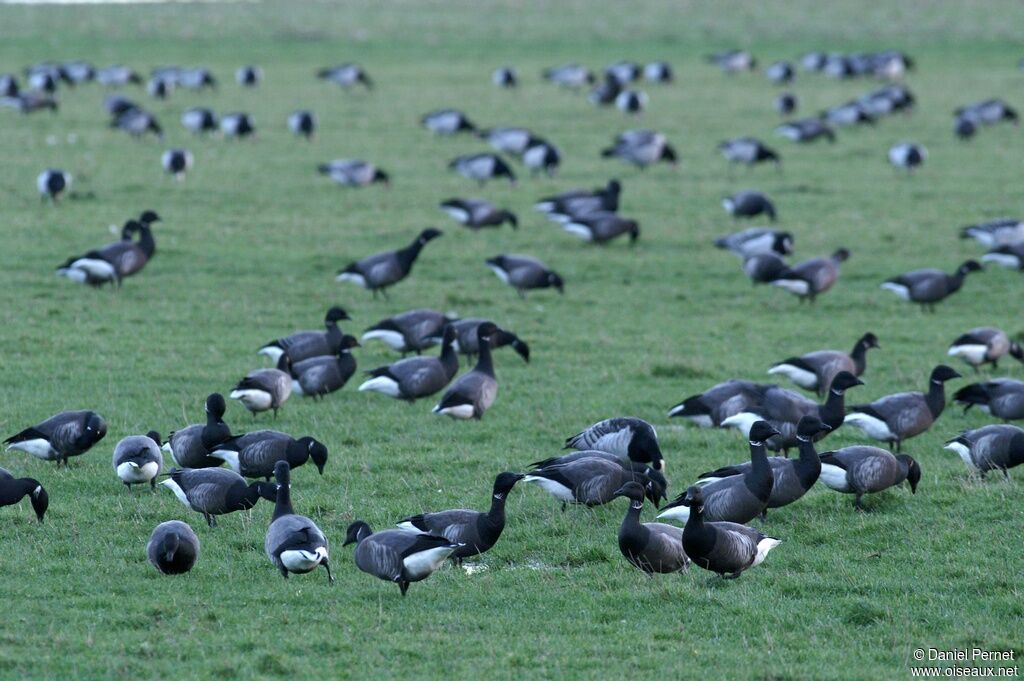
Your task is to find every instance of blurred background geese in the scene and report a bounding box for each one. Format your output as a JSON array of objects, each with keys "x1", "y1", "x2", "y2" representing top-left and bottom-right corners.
[
  {"x1": 743, "y1": 253, "x2": 790, "y2": 285},
  {"x1": 439, "y1": 198, "x2": 517, "y2": 230},
  {"x1": 535, "y1": 179, "x2": 621, "y2": 221},
  {"x1": 945, "y1": 425, "x2": 1024, "y2": 478},
  {"x1": 561, "y1": 213, "x2": 639, "y2": 245},
  {"x1": 681, "y1": 485, "x2": 781, "y2": 579},
  {"x1": 433, "y1": 323, "x2": 499, "y2": 419},
  {"x1": 164, "y1": 393, "x2": 232, "y2": 469},
  {"x1": 449, "y1": 153, "x2": 516, "y2": 185},
  {"x1": 265, "y1": 461, "x2": 333, "y2": 581},
  {"x1": 181, "y1": 107, "x2": 217, "y2": 134},
  {"x1": 542, "y1": 63, "x2": 594, "y2": 88},
  {"x1": 947, "y1": 327, "x2": 1023, "y2": 370},
  {"x1": 888, "y1": 142, "x2": 926, "y2": 172},
  {"x1": 319, "y1": 159, "x2": 390, "y2": 187},
  {"x1": 775, "y1": 118, "x2": 835, "y2": 143},
  {"x1": 769, "y1": 248, "x2": 849, "y2": 302},
  {"x1": 211, "y1": 430, "x2": 329, "y2": 479},
  {"x1": 344, "y1": 520, "x2": 459, "y2": 596},
  {"x1": 37, "y1": 169, "x2": 70, "y2": 202},
  {"x1": 112, "y1": 432, "x2": 163, "y2": 491},
  {"x1": 362, "y1": 308, "x2": 453, "y2": 355},
  {"x1": 0, "y1": 467, "x2": 48, "y2": 522},
  {"x1": 57, "y1": 218, "x2": 156, "y2": 288},
  {"x1": 818, "y1": 447, "x2": 920, "y2": 511},
  {"x1": 774, "y1": 92, "x2": 798, "y2": 115},
  {"x1": 718, "y1": 138, "x2": 781, "y2": 170},
  {"x1": 287, "y1": 110, "x2": 316, "y2": 139},
  {"x1": 336, "y1": 228, "x2": 442, "y2": 298},
  {"x1": 715, "y1": 227, "x2": 793, "y2": 258},
  {"x1": 769, "y1": 332, "x2": 879, "y2": 395},
  {"x1": 258, "y1": 306, "x2": 351, "y2": 364},
  {"x1": 220, "y1": 112, "x2": 254, "y2": 138},
  {"x1": 643, "y1": 61, "x2": 673, "y2": 82},
  {"x1": 612, "y1": 482, "x2": 689, "y2": 575},
  {"x1": 600, "y1": 129, "x2": 677, "y2": 168},
  {"x1": 236, "y1": 65, "x2": 261, "y2": 87},
  {"x1": 492, "y1": 66, "x2": 517, "y2": 88},
  {"x1": 765, "y1": 60, "x2": 794, "y2": 84},
  {"x1": 360, "y1": 325, "x2": 459, "y2": 401},
  {"x1": 523, "y1": 456, "x2": 666, "y2": 509},
  {"x1": 707, "y1": 50, "x2": 757, "y2": 73},
  {"x1": 318, "y1": 63, "x2": 372, "y2": 89},
  {"x1": 486, "y1": 254, "x2": 564, "y2": 298},
  {"x1": 953, "y1": 379, "x2": 1024, "y2": 421},
  {"x1": 960, "y1": 218, "x2": 1024, "y2": 248},
  {"x1": 230, "y1": 358, "x2": 292, "y2": 418},
  {"x1": 564, "y1": 417, "x2": 664, "y2": 471},
  {"x1": 160, "y1": 467, "x2": 277, "y2": 527},
  {"x1": 147, "y1": 521, "x2": 199, "y2": 575},
  {"x1": 111, "y1": 108, "x2": 162, "y2": 138},
  {"x1": 722, "y1": 190, "x2": 776, "y2": 221},
  {"x1": 881, "y1": 260, "x2": 983, "y2": 310},
  {"x1": 288, "y1": 336, "x2": 359, "y2": 397},
  {"x1": 421, "y1": 109, "x2": 475, "y2": 135},
  {"x1": 523, "y1": 141, "x2": 560, "y2": 176},
  {"x1": 615, "y1": 90, "x2": 648, "y2": 114},
  {"x1": 479, "y1": 127, "x2": 541, "y2": 155},
  {"x1": 982, "y1": 241, "x2": 1024, "y2": 270},
  {"x1": 161, "y1": 149, "x2": 193, "y2": 180},
  {"x1": 5, "y1": 410, "x2": 107, "y2": 466}
]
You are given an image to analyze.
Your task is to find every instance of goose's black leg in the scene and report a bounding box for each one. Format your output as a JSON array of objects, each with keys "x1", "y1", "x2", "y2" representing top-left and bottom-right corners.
[{"x1": 323, "y1": 559, "x2": 334, "y2": 583}]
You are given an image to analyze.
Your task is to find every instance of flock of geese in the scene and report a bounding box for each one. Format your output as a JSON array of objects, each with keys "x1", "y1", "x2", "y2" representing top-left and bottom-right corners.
[{"x1": 3, "y1": 49, "x2": 1024, "y2": 594}]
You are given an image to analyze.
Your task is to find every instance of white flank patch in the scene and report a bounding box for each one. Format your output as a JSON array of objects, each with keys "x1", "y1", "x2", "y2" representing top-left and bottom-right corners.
[
  {"x1": 722, "y1": 198, "x2": 735, "y2": 213},
  {"x1": 843, "y1": 412, "x2": 893, "y2": 441},
  {"x1": 396, "y1": 521, "x2": 427, "y2": 533},
  {"x1": 402, "y1": 546, "x2": 456, "y2": 579},
  {"x1": 562, "y1": 223, "x2": 594, "y2": 241},
  {"x1": 694, "y1": 477, "x2": 721, "y2": 486},
  {"x1": 8, "y1": 439, "x2": 55, "y2": 460},
  {"x1": 442, "y1": 207, "x2": 470, "y2": 223},
  {"x1": 358, "y1": 376, "x2": 401, "y2": 397},
  {"x1": 943, "y1": 442, "x2": 976, "y2": 470},
  {"x1": 487, "y1": 264, "x2": 511, "y2": 285},
  {"x1": 522, "y1": 475, "x2": 575, "y2": 502},
  {"x1": 880, "y1": 282, "x2": 910, "y2": 300},
  {"x1": 981, "y1": 253, "x2": 1021, "y2": 269},
  {"x1": 230, "y1": 389, "x2": 272, "y2": 411},
  {"x1": 291, "y1": 379, "x2": 304, "y2": 395},
  {"x1": 361, "y1": 330, "x2": 407, "y2": 351},
  {"x1": 209, "y1": 450, "x2": 241, "y2": 473},
  {"x1": 768, "y1": 364, "x2": 818, "y2": 390},
  {"x1": 772, "y1": 278, "x2": 810, "y2": 295},
  {"x1": 721, "y1": 413, "x2": 760, "y2": 437},
  {"x1": 947, "y1": 345, "x2": 987, "y2": 365},
  {"x1": 161, "y1": 442, "x2": 173, "y2": 454},
  {"x1": 57, "y1": 268, "x2": 88, "y2": 284},
  {"x1": 534, "y1": 201, "x2": 555, "y2": 213},
  {"x1": 434, "y1": 404, "x2": 475, "y2": 419},
  {"x1": 335, "y1": 272, "x2": 367, "y2": 287},
  {"x1": 160, "y1": 479, "x2": 192, "y2": 508},
  {"x1": 116, "y1": 461, "x2": 159, "y2": 483},
  {"x1": 817, "y1": 463, "x2": 850, "y2": 491},
  {"x1": 258, "y1": 346, "x2": 285, "y2": 363},
  {"x1": 656, "y1": 505, "x2": 690, "y2": 523},
  {"x1": 753, "y1": 538, "x2": 782, "y2": 567}
]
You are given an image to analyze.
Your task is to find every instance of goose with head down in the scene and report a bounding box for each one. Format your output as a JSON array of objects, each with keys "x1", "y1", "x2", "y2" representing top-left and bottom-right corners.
[
  {"x1": 944, "y1": 425, "x2": 1024, "y2": 478},
  {"x1": 112, "y1": 431, "x2": 163, "y2": 491},
  {"x1": 523, "y1": 456, "x2": 667, "y2": 510},
  {"x1": 769, "y1": 248, "x2": 849, "y2": 303},
  {"x1": 362, "y1": 308, "x2": 453, "y2": 355},
  {"x1": 486, "y1": 254, "x2": 564, "y2": 298},
  {"x1": 288, "y1": 336, "x2": 360, "y2": 397},
  {"x1": 947, "y1": 327, "x2": 1024, "y2": 371},
  {"x1": 953, "y1": 378, "x2": 1024, "y2": 421},
  {"x1": 344, "y1": 520, "x2": 458, "y2": 596},
  {"x1": 0, "y1": 468, "x2": 48, "y2": 522},
  {"x1": 160, "y1": 467, "x2": 277, "y2": 527},
  {"x1": 817, "y1": 446, "x2": 920, "y2": 511},
  {"x1": 211, "y1": 430, "x2": 328, "y2": 480},
  {"x1": 5, "y1": 410, "x2": 107, "y2": 467},
  {"x1": 564, "y1": 417, "x2": 663, "y2": 471},
  {"x1": 881, "y1": 261, "x2": 983, "y2": 311}
]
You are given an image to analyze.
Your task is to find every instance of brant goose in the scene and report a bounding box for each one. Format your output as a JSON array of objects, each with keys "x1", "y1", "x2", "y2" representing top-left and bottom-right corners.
[
  {"x1": 715, "y1": 228, "x2": 793, "y2": 258},
  {"x1": 57, "y1": 218, "x2": 156, "y2": 287},
  {"x1": 336, "y1": 228, "x2": 442, "y2": 299},
  {"x1": 492, "y1": 66, "x2": 517, "y2": 88},
  {"x1": 163, "y1": 393, "x2": 232, "y2": 469},
  {"x1": 774, "y1": 92, "x2": 798, "y2": 115},
  {"x1": 258, "y1": 306, "x2": 351, "y2": 364},
  {"x1": 287, "y1": 110, "x2": 316, "y2": 139},
  {"x1": 523, "y1": 457, "x2": 666, "y2": 509},
  {"x1": 97, "y1": 65, "x2": 142, "y2": 87},
  {"x1": 449, "y1": 153, "x2": 516, "y2": 185},
  {"x1": 681, "y1": 485, "x2": 781, "y2": 579},
  {"x1": 147, "y1": 521, "x2": 199, "y2": 575},
  {"x1": 161, "y1": 149, "x2": 193, "y2": 180},
  {"x1": 718, "y1": 138, "x2": 781, "y2": 169},
  {"x1": 775, "y1": 118, "x2": 835, "y2": 143},
  {"x1": 612, "y1": 481, "x2": 689, "y2": 575},
  {"x1": 160, "y1": 467, "x2": 277, "y2": 527},
  {"x1": 443, "y1": 319, "x2": 530, "y2": 365},
  {"x1": 288, "y1": 337, "x2": 359, "y2": 397},
  {"x1": 439, "y1": 198, "x2": 517, "y2": 230},
  {"x1": 535, "y1": 179, "x2": 621, "y2": 221},
  {"x1": 881, "y1": 260, "x2": 983, "y2": 310},
  {"x1": 211, "y1": 430, "x2": 328, "y2": 479},
  {"x1": 945, "y1": 425, "x2": 1024, "y2": 478},
  {"x1": 0, "y1": 468, "x2": 48, "y2": 522},
  {"x1": 220, "y1": 112, "x2": 255, "y2": 138},
  {"x1": 769, "y1": 248, "x2": 849, "y2": 302},
  {"x1": 888, "y1": 143, "x2": 926, "y2": 172},
  {"x1": 421, "y1": 109, "x2": 475, "y2": 135},
  {"x1": 181, "y1": 107, "x2": 217, "y2": 134},
  {"x1": 236, "y1": 65, "x2": 261, "y2": 87},
  {"x1": 601, "y1": 129, "x2": 677, "y2": 168},
  {"x1": 765, "y1": 61, "x2": 794, "y2": 84},
  {"x1": 564, "y1": 417, "x2": 663, "y2": 471},
  {"x1": 947, "y1": 327, "x2": 1023, "y2": 370},
  {"x1": 317, "y1": 63, "x2": 372, "y2": 89},
  {"x1": 230, "y1": 357, "x2": 292, "y2": 418},
  {"x1": 954, "y1": 379, "x2": 1024, "y2": 421},
  {"x1": 818, "y1": 446, "x2": 920, "y2": 511},
  {"x1": 362, "y1": 308, "x2": 453, "y2": 355},
  {"x1": 743, "y1": 253, "x2": 790, "y2": 285},
  {"x1": 668, "y1": 379, "x2": 766, "y2": 427},
  {"x1": 478, "y1": 127, "x2": 540, "y2": 155},
  {"x1": 643, "y1": 61, "x2": 673, "y2": 82},
  {"x1": 111, "y1": 108, "x2": 162, "y2": 138},
  {"x1": 722, "y1": 190, "x2": 775, "y2": 221},
  {"x1": 960, "y1": 219, "x2": 1024, "y2": 248},
  {"x1": 37, "y1": 169, "x2": 70, "y2": 202},
  {"x1": 360, "y1": 325, "x2": 459, "y2": 401},
  {"x1": 432, "y1": 323, "x2": 500, "y2": 419},
  {"x1": 982, "y1": 241, "x2": 1024, "y2": 270},
  {"x1": 542, "y1": 64, "x2": 595, "y2": 88},
  {"x1": 769, "y1": 332, "x2": 879, "y2": 395},
  {"x1": 5, "y1": 411, "x2": 107, "y2": 467},
  {"x1": 344, "y1": 521, "x2": 458, "y2": 596},
  {"x1": 523, "y1": 141, "x2": 560, "y2": 176},
  {"x1": 486, "y1": 254, "x2": 563, "y2": 298},
  {"x1": 562, "y1": 212, "x2": 639, "y2": 244},
  {"x1": 265, "y1": 461, "x2": 333, "y2": 581},
  {"x1": 707, "y1": 51, "x2": 757, "y2": 73},
  {"x1": 112, "y1": 432, "x2": 163, "y2": 491}
]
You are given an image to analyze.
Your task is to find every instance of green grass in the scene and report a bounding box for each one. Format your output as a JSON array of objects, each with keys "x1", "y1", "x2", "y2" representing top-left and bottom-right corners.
[{"x1": 1, "y1": 1, "x2": 1023, "y2": 679}]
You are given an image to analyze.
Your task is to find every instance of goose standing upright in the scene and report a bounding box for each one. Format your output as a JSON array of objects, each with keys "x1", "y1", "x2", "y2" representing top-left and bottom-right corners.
[
  {"x1": 881, "y1": 261, "x2": 983, "y2": 311},
  {"x1": 336, "y1": 228, "x2": 443, "y2": 299},
  {"x1": 0, "y1": 468, "x2": 48, "y2": 522},
  {"x1": 57, "y1": 218, "x2": 156, "y2": 288},
  {"x1": 344, "y1": 521, "x2": 458, "y2": 596},
  {"x1": 360, "y1": 325, "x2": 459, "y2": 401},
  {"x1": 147, "y1": 521, "x2": 200, "y2": 574},
  {"x1": 681, "y1": 485, "x2": 781, "y2": 579},
  {"x1": 768, "y1": 332, "x2": 879, "y2": 395},
  {"x1": 5, "y1": 410, "x2": 107, "y2": 466},
  {"x1": 947, "y1": 327, "x2": 1023, "y2": 370},
  {"x1": 163, "y1": 393, "x2": 232, "y2": 469},
  {"x1": 265, "y1": 461, "x2": 333, "y2": 581},
  {"x1": 818, "y1": 447, "x2": 920, "y2": 511},
  {"x1": 258, "y1": 306, "x2": 351, "y2": 364},
  {"x1": 287, "y1": 110, "x2": 316, "y2": 139},
  {"x1": 161, "y1": 149, "x2": 193, "y2": 180},
  {"x1": 612, "y1": 482, "x2": 689, "y2": 575},
  {"x1": 112, "y1": 431, "x2": 163, "y2": 491},
  {"x1": 944, "y1": 425, "x2": 1024, "y2": 478},
  {"x1": 433, "y1": 323, "x2": 499, "y2": 419}
]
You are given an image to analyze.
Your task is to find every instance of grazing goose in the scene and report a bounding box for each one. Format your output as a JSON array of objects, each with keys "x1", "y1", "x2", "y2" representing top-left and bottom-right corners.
[
  {"x1": 945, "y1": 425, "x2": 1024, "y2": 478},
  {"x1": 523, "y1": 141, "x2": 560, "y2": 176},
  {"x1": 774, "y1": 92, "x2": 798, "y2": 116},
  {"x1": 775, "y1": 118, "x2": 835, "y2": 143},
  {"x1": 175, "y1": 67, "x2": 217, "y2": 91},
  {"x1": 37, "y1": 169, "x2": 71, "y2": 203},
  {"x1": 719, "y1": 372, "x2": 863, "y2": 453},
  {"x1": 535, "y1": 179, "x2": 621, "y2": 221},
  {"x1": 953, "y1": 379, "x2": 1024, "y2": 421},
  {"x1": 668, "y1": 379, "x2": 766, "y2": 427},
  {"x1": 562, "y1": 212, "x2": 639, "y2": 245},
  {"x1": 220, "y1": 112, "x2": 254, "y2": 138},
  {"x1": 478, "y1": 127, "x2": 540, "y2": 155},
  {"x1": 823, "y1": 102, "x2": 875, "y2": 127},
  {"x1": 362, "y1": 308, "x2": 453, "y2": 355},
  {"x1": 164, "y1": 393, "x2": 232, "y2": 469},
  {"x1": 743, "y1": 253, "x2": 791, "y2": 285},
  {"x1": 492, "y1": 66, "x2": 517, "y2": 88},
  {"x1": 112, "y1": 432, "x2": 163, "y2": 491},
  {"x1": 336, "y1": 228, "x2": 442, "y2": 299},
  {"x1": 880, "y1": 260, "x2": 983, "y2": 310},
  {"x1": 818, "y1": 447, "x2": 920, "y2": 511},
  {"x1": 97, "y1": 65, "x2": 142, "y2": 87},
  {"x1": 564, "y1": 417, "x2": 663, "y2": 471},
  {"x1": 718, "y1": 138, "x2": 781, "y2": 169},
  {"x1": 147, "y1": 521, "x2": 199, "y2": 575},
  {"x1": 948, "y1": 327, "x2": 1023, "y2": 370},
  {"x1": 236, "y1": 65, "x2": 261, "y2": 87},
  {"x1": 2, "y1": 91, "x2": 59, "y2": 114},
  {"x1": 722, "y1": 190, "x2": 776, "y2": 221},
  {"x1": 421, "y1": 109, "x2": 475, "y2": 135},
  {"x1": 589, "y1": 75, "x2": 623, "y2": 106},
  {"x1": 258, "y1": 306, "x2": 351, "y2": 364},
  {"x1": 230, "y1": 357, "x2": 292, "y2": 417},
  {"x1": 486, "y1": 254, "x2": 564, "y2": 298},
  {"x1": 0, "y1": 468, "x2": 48, "y2": 522},
  {"x1": 715, "y1": 228, "x2": 793, "y2": 258},
  {"x1": 5, "y1": 411, "x2": 107, "y2": 466},
  {"x1": 542, "y1": 64, "x2": 595, "y2": 88},
  {"x1": 698, "y1": 416, "x2": 830, "y2": 515},
  {"x1": 397, "y1": 471, "x2": 524, "y2": 564},
  {"x1": 954, "y1": 116, "x2": 976, "y2": 139},
  {"x1": 615, "y1": 90, "x2": 648, "y2": 114},
  {"x1": 360, "y1": 325, "x2": 459, "y2": 401},
  {"x1": 287, "y1": 110, "x2": 316, "y2": 139},
  {"x1": 160, "y1": 467, "x2": 277, "y2": 527},
  {"x1": 955, "y1": 99, "x2": 1018, "y2": 126},
  {"x1": 612, "y1": 482, "x2": 689, "y2": 575},
  {"x1": 658, "y1": 421, "x2": 780, "y2": 524},
  {"x1": 431, "y1": 318, "x2": 530, "y2": 365},
  {"x1": 982, "y1": 241, "x2": 1024, "y2": 270},
  {"x1": 317, "y1": 63, "x2": 372, "y2": 89},
  {"x1": 433, "y1": 323, "x2": 500, "y2": 419},
  {"x1": 318, "y1": 159, "x2": 390, "y2": 187},
  {"x1": 600, "y1": 130, "x2": 677, "y2": 168},
  {"x1": 57, "y1": 219, "x2": 156, "y2": 287},
  {"x1": 147, "y1": 76, "x2": 171, "y2": 99},
  {"x1": 770, "y1": 248, "x2": 849, "y2": 302},
  {"x1": 643, "y1": 61, "x2": 673, "y2": 82},
  {"x1": 344, "y1": 521, "x2": 458, "y2": 596},
  {"x1": 765, "y1": 61, "x2": 794, "y2": 84},
  {"x1": 844, "y1": 365, "x2": 962, "y2": 452},
  {"x1": 523, "y1": 456, "x2": 667, "y2": 509},
  {"x1": 181, "y1": 107, "x2": 217, "y2": 134},
  {"x1": 959, "y1": 219, "x2": 1024, "y2": 248},
  {"x1": 111, "y1": 108, "x2": 162, "y2": 138},
  {"x1": 769, "y1": 332, "x2": 879, "y2": 396},
  {"x1": 681, "y1": 485, "x2": 780, "y2": 579},
  {"x1": 289, "y1": 337, "x2": 359, "y2": 397},
  {"x1": 265, "y1": 461, "x2": 333, "y2": 581},
  {"x1": 888, "y1": 143, "x2": 926, "y2": 172},
  {"x1": 211, "y1": 431, "x2": 328, "y2": 479},
  {"x1": 161, "y1": 149, "x2": 193, "y2": 180},
  {"x1": 449, "y1": 153, "x2": 516, "y2": 185},
  {"x1": 439, "y1": 198, "x2": 517, "y2": 230},
  {"x1": 707, "y1": 51, "x2": 757, "y2": 73},
  {"x1": 605, "y1": 61, "x2": 640, "y2": 84}
]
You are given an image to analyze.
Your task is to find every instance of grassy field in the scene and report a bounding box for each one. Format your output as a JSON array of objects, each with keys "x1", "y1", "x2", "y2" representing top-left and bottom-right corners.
[{"x1": 1, "y1": 1, "x2": 1023, "y2": 679}]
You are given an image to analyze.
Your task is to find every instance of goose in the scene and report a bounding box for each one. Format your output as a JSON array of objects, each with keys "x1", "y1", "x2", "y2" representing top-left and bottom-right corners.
[
  {"x1": 954, "y1": 116, "x2": 977, "y2": 140},
  {"x1": 335, "y1": 228, "x2": 442, "y2": 299},
  {"x1": 800, "y1": 52, "x2": 827, "y2": 71},
  {"x1": 230, "y1": 357, "x2": 292, "y2": 417},
  {"x1": 668, "y1": 379, "x2": 767, "y2": 427},
  {"x1": 953, "y1": 379, "x2": 1024, "y2": 421},
  {"x1": 147, "y1": 521, "x2": 199, "y2": 575},
  {"x1": 0, "y1": 468, "x2": 48, "y2": 522},
  {"x1": 344, "y1": 520, "x2": 458, "y2": 596},
  {"x1": 362, "y1": 308, "x2": 453, "y2": 355},
  {"x1": 103, "y1": 95, "x2": 138, "y2": 117},
  {"x1": 588, "y1": 74, "x2": 623, "y2": 106},
  {"x1": 722, "y1": 190, "x2": 776, "y2": 221},
  {"x1": 643, "y1": 61, "x2": 673, "y2": 82},
  {"x1": 160, "y1": 467, "x2": 277, "y2": 527},
  {"x1": 211, "y1": 431, "x2": 328, "y2": 480},
  {"x1": 449, "y1": 153, "x2": 516, "y2": 185},
  {"x1": 288, "y1": 337, "x2": 359, "y2": 397},
  {"x1": 433, "y1": 323, "x2": 500, "y2": 419},
  {"x1": 258, "y1": 306, "x2": 351, "y2": 364},
  {"x1": 542, "y1": 64, "x2": 595, "y2": 89},
  {"x1": 774, "y1": 92, "x2": 797, "y2": 116},
  {"x1": 57, "y1": 219, "x2": 156, "y2": 287},
  {"x1": 112, "y1": 432, "x2": 163, "y2": 491},
  {"x1": 60, "y1": 62, "x2": 91, "y2": 83},
  {"x1": 982, "y1": 242, "x2": 1024, "y2": 270},
  {"x1": 948, "y1": 327, "x2": 1023, "y2": 371},
  {"x1": 823, "y1": 55, "x2": 856, "y2": 79},
  {"x1": 486, "y1": 254, "x2": 564, "y2": 298},
  {"x1": 523, "y1": 141, "x2": 560, "y2": 176},
  {"x1": 236, "y1": 65, "x2": 261, "y2": 87},
  {"x1": 439, "y1": 198, "x2": 517, "y2": 230},
  {"x1": 318, "y1": 159, "x2": 390, "y2": 187},
  {"x1": 706, "y1": 51, "x2": 757, "y2": 73},
  {"x1": 564, "y1": 417, "x2": 663, "y2": 471},
  {"x1": 111, "y1": 108, "x2": 162, "y2": 138},
  {"x1": 2, "y1": 92, "x2": 58, "y2": 114},
  {"x1": 697, "y1": 416, "x2": 830, "y2": 515},
  {"x1": 181, "y1": 107, "x2": 217, "y2": 134},
  {"x1": 265, "y1": 461, "x2": 333, "y2": 581},
  {"x1": 317, "y1": 63, "x2": 372, "y2": 89},
  {"x1": 959, "y1": 219, "x2": 1024, "y2": 248},
  {"x1": 429, "y1": 318, "x2": 529, "y2": 365},
  {"x1": 658, "y1": 421, "x2": 780, "y2": 524},
  {"x1": 220, "y1": 112, "x2": 254, "y2": 138},
  {"x1": 769, "y1": 332, "x2": 879, "y2": 396},
  {"x1": 176, "y1": 68, "x2": 217, "y2": 91},
  {"x1": 680, "y1": 485, "x2": 781, "y2": 579},
  {"x1": 561, "y1": 212, "x2": 639, "y2": 245},
  {"x1": 765, "y1": 61, "x2": 794, "y2": 84},
  {"x1": 161, "y1": 149, "x2": 193, "y2": 180},
  {"x1": 945, "y1": 425, "x2": 1024, "y2": 478},
  {"x1": 818, "y1": 447, "x2": 920, "y2": 511},
  {"x1": 37, "y1": 169, "x2": 70, "y2": 203},
  {"x1": 605, "y1": 61, "x2": 640, "y2": 84},
  {"x1": 717, "y1": 138, "x2": 781, "y2": 169},
  {"x1": 27, "y1": 70, "x2": 57, "y2": 92},
  {"x1": 743, "y1": 253, "x2": 791, "y2": 285},
  {"x1": 600, "y1": 129, "x2": 677, "y2": 168},
  {"x1": 615, "y1": 90, "x2": 647, "y2": 114},
  {"x1": 844, "y1": 365, "x2": 962, "y2": 452},
  {"x1": 523, "y1": 456, "x2": 666, "y2": 509},
  {"x1": 5, "y1": 410, "x2": 107, "y2": 466},
  {"x1": 287, "y1": 110, "x2": 316, "y2": 139},
  {"x1": 492, "y1": 66, "x2": 517, "y2": 88},
  {"x1": 775, "y1": 118, "x2": 835, "y2": 143},
  {"x1": 880, "y1": 260, "x2": 983, "y2": 310},
  {"x1": 360, "y1": 325, "x2": 460, "y2": 401},
  {"x1": 421, "y1": 109, "x2": 475, "y2": 135},
  {"x1": 955, "y1": 99, "x2": 1018, "y2": 126},
  {"x1": 888, "y1": 143, "x2": 926, "y2": 172},
  {"x1": 96, "y1": 65, "x2": 142, "y2": 87},
  {"x1": 715, "y1": 228, "x2": 793, "y2": 258},
  {"x1": 534, "y1": 179, "x2": 621, "y2": 221},
  {"x1": 822, "y1": 102, "x2": 875, "y2": 127},
  {"x1": 163, "y1": 393, "x2": 232, "y2": 469},
  {"x1": 612, "y1": 482, "x2": 689, "y2": 575},
  {"x1": 769, "y1": 248, "x2": 849, "y2": 302},
  {"x1": 477, "y1": 127, "x2": 540, "y2": 156},
  {"x1": 397, "y1": 471, "x2": 524, "y2": 565},
  {"x1": 147, "y1": 76, "x2": 171, "y2": 99}
]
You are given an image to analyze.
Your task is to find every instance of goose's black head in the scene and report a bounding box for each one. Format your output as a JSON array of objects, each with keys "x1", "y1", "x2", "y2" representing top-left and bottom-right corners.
[
  {"x1": 548, "y1": 271, "x2": 565, "y2": 293},
  {"x1": 145, "y1": 430, "x2": 162, "y2": 447},
  {"x1": 83, "y1": 412, "x2": 108, "y2": 446},
  {"x1": 641, "y1": 466, "x2": 668, "y2": 508},
  {"x1": 492, "y1": 471, "x2": 524, "y2": 499},
  {"x1": 418, "y1": 228, "x2": 443, "y2": 244},
  {"x1": 1010, "y1": 342, "x2": 1024, "y2": 362},
  {"x1": 898, "y1": 455, "x2": 921, "y2": 494},
  {"x1": 749, "y1": 420, "x2": 781, "y2": 445},
  {"x1": 121, "y1": 220, "x2": 143, "y2": 239},
  {"x1": 774, "y1": 231, "x2": 795, "y2": 255},
  {"x1": 829, "y1": 371, "x2": 864, "y2": 394},
  {"x1": 661, "y1": 144, "x2": 678, "y2": 164},
  {"x1": 30, "y1": 484, "x2": 48, "y2": 523},
  {"x1": 251, "y1": 481, "x2": 279, "y2": 503},
  {"x1": 930, "y1": 365, "x2": 962, "y2": 384},
  {"x1": 205, "y1": 392, "x2": 227, "y2": 420},
  {"x1": 612, "y1": 480, "x2": 646, "y2": 503},
  {"x1": 325, "y1": 306, "x2": 351, "y2": 324},
  {"x1": 628, "y1": 423, "x2": 663, "y2": 471},
  {"x1": 761, "y1": 148, "x2": 781, "y2": 165},
  {"x1": 796, "y1": 415, "x2": 831, "y2": 439},
  {"x1": 441, "y1": 324, "x2": 457, "y2": 347},
  {"x1": 338, "y1": 335, "x2": 361, "y2": 352},
  {"x1": 273, "y1": 460, "x2": 291, "y2": 486},
  {"x1": 139, "y1": 210, "x2": 160, "y2": 224},
  {"x1": 958, "y1": 260, "x2": 983, "y2": 276},
  {"x1": 859, "y1": 332, "x2": 880, "y2": 350},
  {"x1": 832, "y1": 248, "x2": 851, "y2": 263},
  {"x1": 606, "y1": 179, "x2": 622, "y2": 196},
  {"x1": 296, "y1": 437, "x2": 328, "y2": 474},
  {"x1": 684, "y1": 485, "x2": 704, "y2": 513},
  {"x1": 476, "y1": 321, "x2": 499, "y2": 344},
  {"x1": 373, "y1": 169, "x2": 390, "y2": 186},
  {"x1": 343, "y1": 520, "x2": 373, "y2": 546}
]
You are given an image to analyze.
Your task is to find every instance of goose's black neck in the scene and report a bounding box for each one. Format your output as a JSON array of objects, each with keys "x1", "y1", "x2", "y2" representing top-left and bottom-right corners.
[
  {"x1": 136, "y1": 223, "x2": 156, "y2": 258},
  {"x1": 947, "y1": 269, "x2": 968, "y2": 293},
  {"x1": 0, "y1": 477, "x2": 39, "y2": 504},
  {"x1": 325, "y1": 319, "x2": 342, "y2": 349},
  {"x1": 850, "y1": 340, "x2": 870, "y2": 375},
  {"x1": 474, "y1": 333, "x2": 495, "y2": 377},
  {"x1": 818, "y1": 388, "x2": 849, "y2": 429},
  {"x1": 272, "y1": 469, "x2": 294, "y2": 520},
  {"x1": 439, "y1": 335, "x2": 459, "y2": 377},
  {"x1": 201, "y1": 411, "x2": 230, "y2": 450},
  {"x1": 396, "y1": 238, "x2": 426, "y2": 269},
  {"x1": 925, "y1": 379, "x2": 948, "y2": 418},
  {"x1": 794, "y1": 436, "x2": 823, "y2": 488}
]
